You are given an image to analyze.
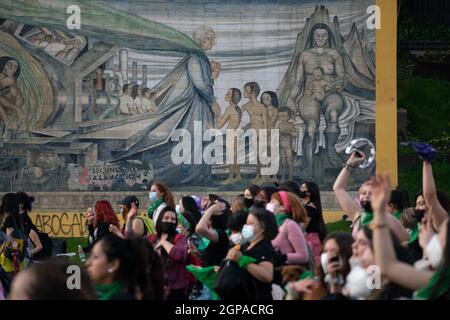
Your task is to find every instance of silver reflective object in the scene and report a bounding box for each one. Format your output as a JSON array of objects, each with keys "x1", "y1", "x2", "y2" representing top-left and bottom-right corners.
[{"x1": 345, "y1": 138, "x2": 375, "y2": 169}]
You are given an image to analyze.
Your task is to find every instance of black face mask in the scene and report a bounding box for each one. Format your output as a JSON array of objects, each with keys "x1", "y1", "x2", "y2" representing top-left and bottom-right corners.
[
  {"x1": 414, "y1": 209, "x2": 426, "y2": 222},
  {"x1": 161, "y1": 222, "x2": 177, "y2": 234},
  {"x1": 360, "y1": 200, "x2": 373, "y2": 213},
  {"x1": 244, "y1": 198, "x2": 254, "y2": 208},
  {"x1": 298, "y1": 191, "x2": 308, "y2": 199}
]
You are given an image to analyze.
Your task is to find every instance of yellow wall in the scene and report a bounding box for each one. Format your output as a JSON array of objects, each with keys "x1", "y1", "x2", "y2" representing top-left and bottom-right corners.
[{"x1": 376, "y1": 0, "x2": 398, "y2": 186}]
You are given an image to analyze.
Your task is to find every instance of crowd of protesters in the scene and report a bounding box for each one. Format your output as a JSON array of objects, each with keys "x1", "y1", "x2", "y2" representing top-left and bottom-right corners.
[{"x1": 0, "y1": 146, "x2": 449, "y2": 300}]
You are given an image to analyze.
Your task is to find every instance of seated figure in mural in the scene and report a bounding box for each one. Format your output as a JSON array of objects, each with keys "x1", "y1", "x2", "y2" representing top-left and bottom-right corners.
[
  {"x1": 0, "y1": 57, "x2": 26, "y2": 137},
  {"x1": 119, "y1": 84, "x2": 134, "y2": 115},
  {"x1": 242, "y1": 82, "x2": 267, "y2": 184},
  {"x1": 287, "y1": 23, "x2": 348, "y2": 173},
  {"x1": 214, "y1": 88, "x2": 243, "y2": 184},
  {"x1": 141, "y1": 88, "x2": 158, "y2": 113}
]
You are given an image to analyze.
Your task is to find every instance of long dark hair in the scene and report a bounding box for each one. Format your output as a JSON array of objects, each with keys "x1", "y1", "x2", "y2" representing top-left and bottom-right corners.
[
  {"x1": 248, "y1": 207, "x2": 278, "y2": 241},
  {"x1": 261, "y1": 91, "x2": 279, "y2": 108},
  {"x1": 317, "y1": 232, "x2": 354, "y2": 283},
  {"x1": 181, "y1": 196, "x2": 201, "y2": 223},
  {"x1": 0, "y1": 193, "x2": 23, "y2": 230},
  {"x1": 99, "y1": 234, "x2": 164, "y2": 300},
  {"x1": 155, "y1": 206, "x2": 178, "y2": 241},
  {"x1": 304, "y1": 181, "x2": 327, "y2": 239},
  {"x1": 131, "y1": 84, "x2": 141, "y2": 99},
  {"x1": 16, "y1": 192, "x2": 34, "y2": 213},
  {"x1": 0, "y1": 56, "x2": 21, "y2": 79}
]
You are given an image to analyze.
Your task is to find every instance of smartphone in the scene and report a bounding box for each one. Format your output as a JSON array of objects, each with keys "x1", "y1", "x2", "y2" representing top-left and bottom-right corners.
[{"x1": 329, "y1": 255, "x2": 341, "y2": 265}]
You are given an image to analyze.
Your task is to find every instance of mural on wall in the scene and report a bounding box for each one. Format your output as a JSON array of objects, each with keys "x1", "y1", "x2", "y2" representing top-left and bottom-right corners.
[{"x1": 0, "y1": 0, "x2": 376, "y2": 191}]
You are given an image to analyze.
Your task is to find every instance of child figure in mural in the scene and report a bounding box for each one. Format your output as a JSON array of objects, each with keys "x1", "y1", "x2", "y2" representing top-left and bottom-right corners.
[
  {"x1": 214, "y1": 88, "x2": 243, "y2": 184},
  {"x1": 131, "y1": 84, "x2": 142, "y2": 114},
  {"x1": 261, "y1": 91, "x2": 279, "y2": 182},
  {"x1": 119, "y1": 84, "x2": 134, "y2": 115},
  {"x1": 242, "y1": 82, "x2": 268, "y2": 184},
  {"x1": 0, "y1": 57, "x2": 26, "y2": 139},
  {"x1": 141, "y1": 88, "x2": 158, "y2": 113},
  {"x1": 276, "y1": 107, "x2": 297, "y2": 181}
]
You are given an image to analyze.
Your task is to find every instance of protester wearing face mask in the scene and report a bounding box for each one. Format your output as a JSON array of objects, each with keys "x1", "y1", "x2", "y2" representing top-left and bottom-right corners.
[
  {"x1": 225, "y1": 208, "x2": 278, "y2": 300},
  {"x1": 299, "y1": 182, "x2": 327, "y2": 264},
  {"x1": 227, "y1": 211, "x2": 248, "y2": 247},
  {"x1": 270, "y1": 191, "x2": 310, "y2": 268},
  {"x1": 258, "y1": 186, "x2": 278, "y2": 208},
  {"x1": 243, "y1": 184, "x2": 260, "y2": 208},
  {"x1": 177, "y1": 196, "x2": 202, "y2": 224},
  {"x1": 344, "y1": 225, "x2": 413, "y2": 300},
  {"x1": 147, "y1": 181, "x2": 175, "y2": 224},
  {"x1": 370, "y1": 173, "x2": 450, "y2": 300},
  {"x1": 153, "y1": 207, "x2": 189, "y2": 300},
  {"x1": 333, "y1": 152, "x2": 409, "y2": 242},
  {"x1": 287, "y1": 232, "x2": 353, "y2": 300}
]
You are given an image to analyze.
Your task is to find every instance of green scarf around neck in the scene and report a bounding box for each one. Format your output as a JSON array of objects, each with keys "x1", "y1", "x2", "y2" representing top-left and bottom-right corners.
[
  {"x1": 147, "y1": 198, "x2": 165, "y2": 218},
  {"x1": 96, "y1": 282, "x2": 123, "y2": 300},
  {"x1": 275, "y1": 213, "x2": 290, "y2": 227},
  {"x1": 409, "y1": 224, "x2": 419, "y2": 243},
  {"x1": 414, "y1": 267, "x2": 450, "y2": 300},
  {"x1": 359, "y1": 210, "x2": 373, "y2": 229},
  {"x1": 392, "y1": 210, "x2": 402, "y2": 220}
]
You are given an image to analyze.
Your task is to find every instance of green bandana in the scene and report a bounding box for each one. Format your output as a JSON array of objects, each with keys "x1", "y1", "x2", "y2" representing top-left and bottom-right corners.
[
  {"x1": 409, "y1": 224, "x2": 419, "y2": 243},
  {"x1": 186, "y1": 265, "x2": 219, "y2": 300},
  {"x1": 414, "y1": 267, "x2": 450, "y2": 300},
  {"x1": 177, "y1": 212, "x2": 191, "y2": 230},
  {"x1": 298, "y1": 270, "x2": 314, "y2": 280},
  {"x1": 275, "y1": 213, "x2": 290, "y2": 227},
  {"x1": 96, "y1": 282, "x2": 123, "y2": 300},
  {"x1": 147, "y1": 198, "x2": 165, "y2": 218},
  {"x1": 359, "y1": 211, "x2": 373, "y2": 229},
  {"x1": 393, "y1": 210, "x2": 402, "y2": 220}
]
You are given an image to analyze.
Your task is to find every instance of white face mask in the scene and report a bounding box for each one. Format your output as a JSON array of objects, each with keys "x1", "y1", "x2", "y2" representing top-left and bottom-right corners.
[
  {"x1": 266, "y1": 202, "x2": 279, "y2": 213},
  {"x1": 242, "y1": 224, "x2": 255, "y2": 242},
  {"x1": 321, "y1": 253, "x2": 329, "y2": 274},
  {"x1": 230, "y1": 233, "x2": 244, "y2": 245},
  {"x1": 425, "y1": 234, "x2": 443, "y2": 269},
  {"x1": 348, "y1": 257, "x2": 362, "y2": 269},
  {"x1": 345, "y1": 265, "x2": 372, "y2": 300}
]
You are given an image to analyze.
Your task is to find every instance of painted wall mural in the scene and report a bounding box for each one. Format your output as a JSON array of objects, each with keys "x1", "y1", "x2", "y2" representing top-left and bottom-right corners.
[{"x1": 0, "y1": 0, "x2": 376, "y2": 192}]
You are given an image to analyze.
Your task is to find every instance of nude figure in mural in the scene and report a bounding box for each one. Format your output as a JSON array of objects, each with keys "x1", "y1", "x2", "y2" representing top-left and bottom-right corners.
[
  {"x1": 287, "y1": 23, "x2": 348, "y2": 174},
  {"x1": 214, "y1": 88, "x2": 242, "y2": 184},
  {"x1": 119, "y1": 84, "x2": 134, "y2": 115},
  {"x1": 261, "y1": 91, "x2": 279, "y2": 182},
  {"x1": 276, "y1": 107, "x2": 297, "y2": 181},
  {"x1": 242, "y1": 82, "x2": 267, "y2": 183},
  {"x1": 0, "y1": 57, "x2": 26, "y2": 137}
]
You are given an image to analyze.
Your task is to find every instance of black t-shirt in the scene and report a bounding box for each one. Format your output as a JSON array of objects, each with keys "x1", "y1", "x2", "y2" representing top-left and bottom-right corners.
[
  {"x1": 241, "y1": 239, "x2": 275, "y2": 300},
  {"x1": 305, "y1": 204, "x2": 326, "y2": 241},
  {"x1": 21, "y1": 212, "x2": 37, "y2": 237},
  {"x1": 202, "y1": 229, "x2": 229, "y2": 267},
  {"x1": 1, "y1": 214, "x2": 16, "y2": 233}
]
